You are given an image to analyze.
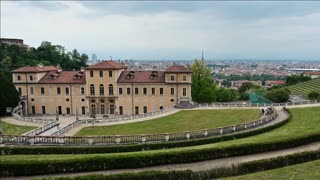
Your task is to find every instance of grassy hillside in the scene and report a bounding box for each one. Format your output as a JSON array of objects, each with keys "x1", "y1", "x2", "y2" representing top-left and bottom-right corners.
[{"x1": 287, "y1": 78, "x2": 320, "y2": 97}]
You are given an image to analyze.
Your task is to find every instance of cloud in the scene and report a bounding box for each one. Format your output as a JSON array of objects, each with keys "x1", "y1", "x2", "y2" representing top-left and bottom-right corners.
[{"x1": 2, "y1": 1, "x2": 320, "y2": 60}]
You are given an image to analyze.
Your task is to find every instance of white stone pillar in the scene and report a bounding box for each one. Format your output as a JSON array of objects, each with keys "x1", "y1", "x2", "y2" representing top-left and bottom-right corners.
[
  {"x1": 88, "y1": 137, "x2": 94, "y2": 145},
  {"x1": 141, "y1": 136, "x2": 146, "y2": 143},
  {"x1": 115, "y1": 136, "x2": 121, "y2": 144},
  {"x1": 203, "y1": 130, "x2": 208, "y2": 137},
  {"x1": 219, "y1": 128, "x2": 223, "y2": 135},
  {"x1": 164, "y1": 134, "x2": 170, "y2": 141},
  {"x1": 185, "y1": 132, "x2": 190, "y2": 140}
]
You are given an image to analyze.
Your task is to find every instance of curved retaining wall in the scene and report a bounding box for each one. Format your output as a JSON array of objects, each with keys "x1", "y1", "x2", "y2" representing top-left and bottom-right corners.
[{"x1": 0, "y1": 108, "x2": 277, "y2": 146}]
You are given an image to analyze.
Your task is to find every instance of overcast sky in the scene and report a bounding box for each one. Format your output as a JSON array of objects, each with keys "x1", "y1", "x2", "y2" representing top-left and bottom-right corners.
[{"x1": 2, "y1": 1, "x2": 320, "y2": 60}]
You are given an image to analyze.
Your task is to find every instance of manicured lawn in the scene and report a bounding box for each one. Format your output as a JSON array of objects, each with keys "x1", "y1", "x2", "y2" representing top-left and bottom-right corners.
[
  {"x1": 221, "y1": 160, "x2": 320, "y2": 180},
  {"x1": 0, "y1": 121, "x2": 36, "y2": 135},
  {"x1": 76, "y1": 109, "x2": 261, "y2": 136},
  {"x1": 1, "y1": 107, "x2": 320, "y2": 162}
]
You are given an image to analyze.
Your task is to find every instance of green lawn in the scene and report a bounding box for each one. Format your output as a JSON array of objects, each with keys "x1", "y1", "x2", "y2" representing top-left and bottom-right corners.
[
  {"x1": 76, "y1": 109, "x2": 261, "y2": 136},
  {"x1": 0, "y1": 121, "x2": 36, "y2": 135},
  {"x1": 220, "y1": 160, "x2": 320, "y2": 180},
  {"x1": 1, "y1": 107, "x2": 319, "y2": 162}
]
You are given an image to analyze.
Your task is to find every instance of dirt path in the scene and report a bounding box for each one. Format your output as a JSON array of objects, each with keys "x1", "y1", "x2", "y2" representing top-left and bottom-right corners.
[{"x1": 9, "y1": 142, "x2": 319, "y2": 180}]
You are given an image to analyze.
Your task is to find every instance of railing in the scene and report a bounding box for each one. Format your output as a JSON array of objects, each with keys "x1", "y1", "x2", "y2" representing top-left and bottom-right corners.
[
  {"x1": 11, "y1": 105, "x2": 55, "y2": 124},
  {"x1": 86, "y1": 105, "x2": 176, "y2": 124},
  {"x1": 198, "y1": 100, "x2": 319, "y2": 108},
  {"x1": 24, "y1": 121, "x2": 60, "y2": 136},
  {"x1": 51, "y1": 120, "x2": 83, "y2": 136},
  {"x1": 0, "y1": 108, "x2": 278, "y2": 146}
]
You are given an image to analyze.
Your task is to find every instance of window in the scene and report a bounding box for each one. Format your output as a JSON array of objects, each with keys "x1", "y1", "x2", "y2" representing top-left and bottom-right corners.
[
  {"x1": 82, "y1": 106, "x2": 86, "y2": 115},
  {"x1": 66, "y1": 98, "x2": 69, "y2": 102},
  {"x1": 41, "y1": 87, "x2": 45, "y2": 95},
  {"x1": 160, "y1": 88, "x2": 163, "y2": 95},
  {"x1": 151, "y1": 88, "x2": 155, "y2": 95},
  {"x1": 171, "y1": 88, "x2": 174, "y2": 95},
  {"x1": 81, "y1": 98, "x2": 85, "y2": 102},
  {"x1": 160, "y1": 106, "x2": 163, "y2": 110},
  {"x1": 31, "y1": 98, "x2": 35, "y2": 102},
  {"x1": 99, "y1": 71, "x2": 103, "y2": 77},
  {"x1": 135, "y1": 88, "x2": 139, "y2": 95},
  {"x1": 57, "y1": 87, "x2": 61, "y2": 95},
  {"x1": 99, "y1": 84, "x2": 104, "y2": 96},
  {"x1": 90, "y1": 84, "x2": 95, "y2": 95},
  {"x1": 109, "y1": 71, "x2": 112, "y2": 77},
  {"x1": 170, "y1": 75, "x2": 175, "y2": 81},
  {"x1": 170, "y1": 99, "x2": 174, "y2": 102},
  {"x1": 101, "y1": 104, "x2": 105, "y2": 114},
  {"x1": 119, "y1": 87, "x2": 123, "y2": 95},
  {"x1": 42, "y1": 106, "x2": 46, "y2": 114},
  {"x1": 109, "y1": 84, "x2": 114, "y2": 95},
  {"x1": 127, "y1": 87, "x2": 131, "y2": 95},
  {"x1": 18, "y1": 88, "x2": 22, "y2": 95},
  {"x1": 143, "y1": 88, "x2": 147, "y2": 95},
  {"x1": 81, "y1": 87, "x2": 85, "y2": 95},
  {"x1": 66, "y1": 108, "x2": 70, "y2": 114},
  {"x1": 66, "y1": 87, "x2": 69, "y2": 95},
  {"x1": 183, "y1": 76, "x2": 187, "y2": 81},
  {"x1": 135, "y1": 106, "x2": 139, "y2": 115},
  {"x1": 90, "y1": 71, "x2": 94, "y2": 77},
  {"x1": 119, "y1": 106, "x2": 123, "y2": 115},
  {"x1": 143, "y1": 106, "x2": 147, "y2": 114},
  {"x1": 32, "y1": 106, "x2": 35, "y2": 115},
  {"x1": 17, "y1": 76, "x2": 21, "y2": 81},
  {"x1": 183, "y1": 88, "x2": 187, "y2": 96},
  {"x1": 110, "y1": 104, "x2": 115, "y2": 114},
  {"x1": 91, "y1": 104, "x2": 96, "y2": 113},
  {"x1": 29, "y1": 76, "x2": 33, "y2": 81},
  {"x1": 30, "y1": 87, "x2": 34, "y2": 95},
  {"x1": 58, "y1": 106, "x2": 62, "y2": 115}
]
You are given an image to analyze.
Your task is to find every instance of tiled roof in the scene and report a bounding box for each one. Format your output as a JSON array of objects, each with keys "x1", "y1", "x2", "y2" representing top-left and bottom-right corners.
[
  {"x1": 304, "y1": 71, "x2": 320, "y2": 75},
  {"x1": 165, "y1": 65, "x2": 192, "y2": 73},
  {"x1": 39, "y1": 71, "x2": 86, "y2": 84},
  {"x1": 12, "y1": 66, "x2": 57, "y2": 73},
  {"x1": 117, "y1": 71, "x2": 165, "y2": 83},
  {"x1": 266, "y1": 80, "x2": 286, "y2": 85},
  {"x1": 86, "y1": 60, "x2": 127, "y2": 70}
]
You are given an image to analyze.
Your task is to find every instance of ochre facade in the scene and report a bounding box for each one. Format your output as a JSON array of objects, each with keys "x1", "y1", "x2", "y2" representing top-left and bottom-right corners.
[{"x1": 12, "y1": 61, "x2": 192, "y2": 116}]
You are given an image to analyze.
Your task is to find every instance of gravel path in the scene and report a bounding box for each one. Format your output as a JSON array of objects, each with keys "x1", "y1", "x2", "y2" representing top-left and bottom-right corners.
[{"x1": 9, "y1": 142, "x2": 320, "y2": 180}]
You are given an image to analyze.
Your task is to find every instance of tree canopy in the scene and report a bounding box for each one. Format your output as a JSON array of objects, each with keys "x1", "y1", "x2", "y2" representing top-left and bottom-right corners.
[
  {"x1": 191, "y1": 58, "x2": 216, "y2": 103},
  {"x1": 0, "y1": 73, "x2": 20, "y2": 116},
  {"x1": 0, "y1": 41, "x2": 89, "y2": 82}
]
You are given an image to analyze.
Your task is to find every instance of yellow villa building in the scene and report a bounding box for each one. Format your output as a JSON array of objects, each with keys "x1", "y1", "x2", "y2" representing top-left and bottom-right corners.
[{"x1": 11, "y1": 61, "x2": 192, "y2": 116}]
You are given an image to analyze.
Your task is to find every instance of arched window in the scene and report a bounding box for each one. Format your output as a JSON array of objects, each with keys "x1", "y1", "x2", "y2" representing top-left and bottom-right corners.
[
  {"x1": 90, "y1": 84, "x2": 95, "y2": 95},
  {"x1": 99, "y1": 84, "x2": 104, "y2": 96},
  {"x1": 109, "y1": 84, "x2": 113, "y2": 96}
]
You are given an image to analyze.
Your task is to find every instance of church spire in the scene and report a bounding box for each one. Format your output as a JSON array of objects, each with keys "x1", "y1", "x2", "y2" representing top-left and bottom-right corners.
[{"x1": 201, "y1": 50, "x2": 204, "y2": 60}]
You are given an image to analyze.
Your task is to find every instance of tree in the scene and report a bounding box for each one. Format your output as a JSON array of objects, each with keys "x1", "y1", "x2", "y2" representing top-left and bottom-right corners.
[
  {"x1": 0, "y1": 74, "x2": 20, "y2": 115},
  {"x1": 191, "y1": 58, "x2": 215, "y2": 103},
  {"x1": 264, "y1": 89, "x2": 290, "y2": 103},
  {"x1": 308, "y1": 91, "x2": 320, "y2": 100},
  {"x1": 286, "y1": 74, "x2": 312, "y2": 86},
  {"x1": 216, "y1": 88, "x2": 238, "y2": 102},
  {"x1": 238, "y1": 82, "x2": 259, "y2": 94}
]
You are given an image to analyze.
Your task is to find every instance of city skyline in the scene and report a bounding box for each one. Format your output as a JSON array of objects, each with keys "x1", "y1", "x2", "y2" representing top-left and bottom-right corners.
[{"x1": 2, "y1": 1, "x2": 320, "y2": 60}]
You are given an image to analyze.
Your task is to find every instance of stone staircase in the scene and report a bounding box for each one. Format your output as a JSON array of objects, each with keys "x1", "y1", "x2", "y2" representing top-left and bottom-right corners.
[{"x1": 175, "y1": 99, "x2": 198, "y2": 109}]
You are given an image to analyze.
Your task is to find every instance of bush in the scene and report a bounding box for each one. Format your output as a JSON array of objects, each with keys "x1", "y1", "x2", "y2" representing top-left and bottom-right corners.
[
  {"x1": 308, "y1": 91, "x2": 320, "y2": 100},
  {"x1": 38, "y1": 151, "x2": 320, "y2": 180},
  {"x1": 264, "y1": 89, "x2": 290, "y2": 103}
]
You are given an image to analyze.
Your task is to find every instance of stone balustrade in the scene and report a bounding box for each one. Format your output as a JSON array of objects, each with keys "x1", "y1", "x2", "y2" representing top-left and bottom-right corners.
[
  {"x1": 1, "y1": 108, "x2": 278, "y2": 146},
  {"x1": 198, "y1": 100, "x2": 319, "y2": 108},
  {"x1": 24, "y1": 121, "x2": 60, "y2": 136},
  {"x1": 51, "y1": 120, "x2": 83, "y2": 136}
]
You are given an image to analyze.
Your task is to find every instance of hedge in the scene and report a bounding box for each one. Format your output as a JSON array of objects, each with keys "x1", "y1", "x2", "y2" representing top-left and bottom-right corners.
[
  {"x1": 1, "y1": 133, "x2": 320, "y2": 177},
  {"x1": 40, "y1": 150, "x2": 320, "y2": 180},
  {"x1": 0, "y1": 109, "x2": 290, "y2": 155}
]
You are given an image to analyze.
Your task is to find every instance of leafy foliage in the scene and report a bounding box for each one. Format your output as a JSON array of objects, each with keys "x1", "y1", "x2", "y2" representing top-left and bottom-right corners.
[
  {"x1": 0, "y1": 73, "x2": 20, "y2": 116},
  {"x1": 286, "y1": 74, "x2": 312, "y2": 86},
  {"x1": 264, "y1": 89, "x2": 290, "y2": 103},
  {"x1": 0, "y1": 41, "x2": 89, "y2": 82},
  {"x1": 308, "y1": 91, "x2": 320, "y2": 100}
]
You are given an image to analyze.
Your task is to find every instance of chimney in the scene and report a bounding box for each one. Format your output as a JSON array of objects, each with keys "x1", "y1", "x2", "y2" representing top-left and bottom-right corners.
[
  {"x1": 80, "y1": 67, "x2": 85, "y2": 72},
  {"x1": 57, "y1": 64, "x2": 62, "y2": 72}
]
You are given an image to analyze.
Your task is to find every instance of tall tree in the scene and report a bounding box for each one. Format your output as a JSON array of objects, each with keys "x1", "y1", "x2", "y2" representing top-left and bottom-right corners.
[
  {"x1": 0, "y1": 74, "x2": 20, "y2": 115},
  {"x1": 191, "y1": 58, "x2": 215, "y2": 103}
]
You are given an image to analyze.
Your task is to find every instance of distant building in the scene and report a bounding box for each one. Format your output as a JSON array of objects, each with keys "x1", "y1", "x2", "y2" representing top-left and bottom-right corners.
[
  {"x1": 0, "y1": 38, "x2": 29, "y2": 48},
  {"x1": 231, "y1": 80, "x2": 262, "y2": 88},
  {"x1": 92, "y1": 54, "x2": 97, "y2": 63},
  {"x1": 303, "y1": 71, "x2": 320, "y2": 79},
  {"x1": 265, "y1": 80, "x2": 286, "y2": 88}
]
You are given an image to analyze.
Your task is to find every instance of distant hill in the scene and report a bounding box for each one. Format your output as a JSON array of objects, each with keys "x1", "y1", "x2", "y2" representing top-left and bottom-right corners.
[{"x1": 287, "y1": 78, "x2": 320, "y2": 98}]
